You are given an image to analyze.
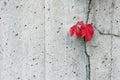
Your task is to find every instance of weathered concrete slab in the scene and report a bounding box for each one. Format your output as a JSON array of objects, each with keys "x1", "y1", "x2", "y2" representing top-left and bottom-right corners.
[
  {"x1": 0, "y1": 0, "x2": 120, "y2": 80},
  {"x1": 87, "y1": 0, "x2": 120, "y2": 80},
  {"x1": 45, "y1": 0, "x2": 88, "y2": 80},
  {"x1": 64, "y1": 0, "x2": 89, "y2": 80},
  {"x1": 45, "y1": 0, "x2": 66, "y2": 80},
  {"x1": 0, "y1": 0, "x2": 45, "y2": 80},
  {"x1": 112, "y1": 36, "x2": 120, "y2": 80}
]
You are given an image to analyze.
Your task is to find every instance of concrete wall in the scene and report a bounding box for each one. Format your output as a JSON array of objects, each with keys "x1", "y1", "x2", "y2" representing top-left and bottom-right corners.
[{"x1": 0, "y1": 0, "x2": 120, "y2": 80}]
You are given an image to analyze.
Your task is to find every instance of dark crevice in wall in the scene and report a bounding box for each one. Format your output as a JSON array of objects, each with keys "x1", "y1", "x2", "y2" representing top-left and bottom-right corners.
[
  {"x1": 85, "y1": 0, "x2": 92, "y2": 80},
  {"x1": 94, "y1": 26, "x2": 120, "y2": 38},
  {"x1": 86, "y1": 0, "x2": 92, "y2": 24},
  {"x1": 84, "y1": 41, "x2": 91, "y2": 80}
]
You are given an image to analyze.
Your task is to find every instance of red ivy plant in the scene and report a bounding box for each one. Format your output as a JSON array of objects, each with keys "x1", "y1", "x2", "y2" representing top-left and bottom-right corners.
[{"x1": 69, "y1": 21, "x2": 94, "y2": 41}]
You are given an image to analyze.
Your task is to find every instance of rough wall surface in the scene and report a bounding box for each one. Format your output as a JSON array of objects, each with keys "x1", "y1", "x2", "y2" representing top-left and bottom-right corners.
[{"x1": 0, "y1": 0, "x2": 119, "y2": 80}]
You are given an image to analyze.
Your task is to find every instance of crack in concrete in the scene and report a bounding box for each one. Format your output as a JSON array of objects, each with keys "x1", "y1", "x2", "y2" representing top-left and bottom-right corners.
[
  {"x1": 84, "y1": 40, "x2": 91, "y2": 80},
  {"x1": 85, "y1": 0, "x2": 92, "y2": 80},
  {"x1": 94, "y1": 26, "x2": 120, "y2": 37},
  {"x1": 86, "y1": 0, "x2": 92, "y2": 24}
]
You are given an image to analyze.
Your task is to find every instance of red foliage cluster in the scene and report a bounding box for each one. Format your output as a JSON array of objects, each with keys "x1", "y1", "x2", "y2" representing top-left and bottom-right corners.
[{"x1": 69, "y1": 21, "x2": 94, "y2": 41}]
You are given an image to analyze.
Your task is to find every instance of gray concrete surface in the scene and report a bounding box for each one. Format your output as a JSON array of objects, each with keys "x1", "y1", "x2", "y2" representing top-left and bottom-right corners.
[{"x1": 0, "y1": 0, "x2": 120, "y2": 80}]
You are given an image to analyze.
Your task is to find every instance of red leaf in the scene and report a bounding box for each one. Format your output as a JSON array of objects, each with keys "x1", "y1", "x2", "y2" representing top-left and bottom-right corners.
[
  {"x1": 75, "y1": 27, "x2": 81, "y2": 37},
  {"x1": 85, "y1": 24, "x2": 94, "y2": 41},
  {"x1": 77, "y1": 21, "x2": 84, "y2": 25},
  {"x1": 69, "y1": 25, "x2": 77, "y2": 37},
  {"x1": 87, "y1": 24, "x2": 94, "y2": 37},
  {"x1": 77, "y1": 21, "x2": 86, "y2": 37},
  {"x1": 85, "y1": 28, "x2": 92, "y2": 41},
  {"x1": 69, "y1": 21, "x2": 94, "y2": 42},
  {"x1": 81, "y1": 25, "x2": 86, "y2": 37}
]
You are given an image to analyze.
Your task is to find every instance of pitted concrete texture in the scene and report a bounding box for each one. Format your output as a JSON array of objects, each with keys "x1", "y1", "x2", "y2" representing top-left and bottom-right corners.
[{"x1": 0, "y1": 0, "x2": 120, "y2": 80}]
